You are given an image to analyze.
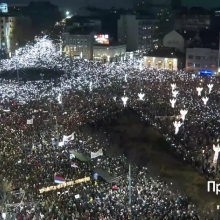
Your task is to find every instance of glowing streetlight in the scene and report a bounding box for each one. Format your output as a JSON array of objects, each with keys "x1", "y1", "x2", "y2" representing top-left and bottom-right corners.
[{"x1": 66, "y1": 11, "x2": 70, "y2": 16}]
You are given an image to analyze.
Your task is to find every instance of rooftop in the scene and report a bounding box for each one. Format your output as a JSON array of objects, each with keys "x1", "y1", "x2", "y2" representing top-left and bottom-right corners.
[
  {"x1": 66, "y1": 16, "x2": 101, "y2": 26},
  {"x1": 144, "y1": 47, "x2": 184, "y2": 58},
  {"x1": 93, "y1": 42, "x2": 125, "y2": 47},
  {"x1": 176, "y1": 30, "x2": 219, "y2": 50},
  {"x1": 68, "y1": 27, "x2": 94, "y2": 35}
]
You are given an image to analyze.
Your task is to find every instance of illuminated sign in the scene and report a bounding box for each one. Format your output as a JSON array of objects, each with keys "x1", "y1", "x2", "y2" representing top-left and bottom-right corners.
[
  {"x1": 39, "y1": 177, "x2": 90, "y2": 193},
  {"x1": 199, "y1": 70, "x2": 213, "y2": 76},
  {"x1": 94, "y1": 34, "x2": 109, "y2": 45}
]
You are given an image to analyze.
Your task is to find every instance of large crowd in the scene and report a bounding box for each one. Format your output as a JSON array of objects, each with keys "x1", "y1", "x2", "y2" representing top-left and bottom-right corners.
[{"x1": 0, "y1": 37, "x2": 219, "y2": 219}]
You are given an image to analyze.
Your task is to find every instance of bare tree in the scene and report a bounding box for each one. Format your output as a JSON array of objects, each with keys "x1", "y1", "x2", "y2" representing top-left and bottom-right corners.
[{"x1": 0, "y1": 177, "x2": 12, "y2": 209}]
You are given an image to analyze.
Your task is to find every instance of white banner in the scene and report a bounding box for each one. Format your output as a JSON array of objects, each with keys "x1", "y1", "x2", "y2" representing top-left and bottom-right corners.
[
  {"x1": 63, "y1": 132, "x2": 74, "y2": 142},
  {"x1": 91, "y1": 148, "x2": 103, "y2": 159},
  {"x1": 27, "y1": 119, "x2": 33, "y2": 124}
]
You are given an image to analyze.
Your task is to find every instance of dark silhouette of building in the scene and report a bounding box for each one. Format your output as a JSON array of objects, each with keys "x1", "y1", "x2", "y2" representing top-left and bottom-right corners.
[{"x1": 15, "y1": 1, "x2": 61, "y2": 34}]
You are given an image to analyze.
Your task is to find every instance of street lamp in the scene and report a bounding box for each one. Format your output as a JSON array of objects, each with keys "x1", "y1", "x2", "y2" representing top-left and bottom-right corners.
[{"x1": 66, "y1": 11, "x2": 70, "y2": 16}]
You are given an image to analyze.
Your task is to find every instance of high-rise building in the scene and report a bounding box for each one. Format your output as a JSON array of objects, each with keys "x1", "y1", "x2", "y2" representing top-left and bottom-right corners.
[
  {"x1": 118, "y1": 14, "x2": 159, "y2": 51},
  {"x1": 0, "y1": 13, "x2": 33, "y2": 56},
  {"x1": 0, "y1": 3, "x2": 8, "y2": 13},
  {"x1": 134, "y1": 0, "x2": 181, "y2": 14},
  {"x1": 62, "y1": 27, "x2": 94, "y2": 60}
]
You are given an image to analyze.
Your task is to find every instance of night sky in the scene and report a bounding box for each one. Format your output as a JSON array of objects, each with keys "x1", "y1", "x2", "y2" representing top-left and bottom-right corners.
[{"x1": 3, "y1": 0, "x2": 220, "y2": 10}]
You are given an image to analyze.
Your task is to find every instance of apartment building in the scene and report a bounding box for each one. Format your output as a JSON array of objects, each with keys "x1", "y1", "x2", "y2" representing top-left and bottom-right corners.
[
  {"x1": 185, "y1": 48, "x2": 219, "y2": 73},
  {"x1": 117, "y1": 14, "x2": 159, "y2": 51},
  {"x1": 62, "y1": 27, "x2": 94, "y2": 60}
]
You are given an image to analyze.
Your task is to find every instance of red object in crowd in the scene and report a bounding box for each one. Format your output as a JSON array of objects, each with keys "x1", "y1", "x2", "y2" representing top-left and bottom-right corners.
[{"x1": 112, "y1": 185, "x2": 118, "y2": 190}]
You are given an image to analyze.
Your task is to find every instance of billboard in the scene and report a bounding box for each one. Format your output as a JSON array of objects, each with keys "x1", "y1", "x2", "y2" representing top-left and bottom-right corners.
[{"x1": 94, "y1": 35, "x2": 109, "y2": 45}]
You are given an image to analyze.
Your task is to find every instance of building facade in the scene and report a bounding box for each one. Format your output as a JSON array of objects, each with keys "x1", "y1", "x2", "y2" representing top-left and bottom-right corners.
[
  {"x1": 210, "y1": 8, "x2": 220, "y2": 31},
  {"x1": 133, "y1": 0, "x2": 181, "y2": 14},
  {"x1": 66, "y1": 19, "x2": 102, "y2": 33},
  {"x1": 0, "y1": 3, "x2": 8, "y2": 13},
  {"x1": 174, "y1": 14, "x2": 210, "y2": 31},
  {"x1": 143, "y1": 55, "x2": 178, "y2": 70},
  {"x1": 117, "y1": 15, "x2": 159, "y2": 51},
  {"x1": 163, "y1": 30, "x2": 185, "y2": 52},
  {"x1": 185, "y1": 48, "x2": 219, "y2": 73},
  {"x1": 62, "y1": 31, "x2": 94, "y2": 60},
  {"x1": 0, "y1": 14, "x2": 32, "y2": 56},
  {"x1": 93, "y1": 44, "x2": 126, "y2": 62}
]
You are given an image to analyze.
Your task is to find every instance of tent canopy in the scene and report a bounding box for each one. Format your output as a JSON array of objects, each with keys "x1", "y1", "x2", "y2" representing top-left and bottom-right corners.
[
  {"x1": 93, "y1": 168, "x2": 122, "y2": 183},
  {"x1": 69, "y1": 150, "x2": 90, "y2": 162}
]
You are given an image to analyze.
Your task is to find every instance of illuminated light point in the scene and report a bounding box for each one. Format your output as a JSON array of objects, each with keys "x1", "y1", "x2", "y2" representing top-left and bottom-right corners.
[
  {"x1": 196, "y1": 87, "x2": 203, "y2": 96},
  {"x1": 173, "y1": 121, "x2": 182, "y2": 134},
  {"x1": 170, "y1": 98, "x2": 176, "y2": 108}
]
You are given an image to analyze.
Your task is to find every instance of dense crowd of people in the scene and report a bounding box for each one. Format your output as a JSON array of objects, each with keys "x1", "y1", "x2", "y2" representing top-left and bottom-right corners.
[{"x1": 0, "y1": 37, "x2": 218, "y2": 219}]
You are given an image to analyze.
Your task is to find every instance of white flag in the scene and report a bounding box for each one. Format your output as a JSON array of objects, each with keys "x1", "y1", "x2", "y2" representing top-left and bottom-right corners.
[
  {"x1": 91, "y1": 148, "x2": 103, "y2": 159},
  {"x1": 27, "y1": 119, "x2": 33, "y2": 124},
  {"x1": 62, "y1": 132, "x2": 74, "y2": 142}
]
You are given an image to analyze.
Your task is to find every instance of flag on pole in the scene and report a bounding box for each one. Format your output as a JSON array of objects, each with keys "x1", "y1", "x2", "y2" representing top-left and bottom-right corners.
[
  {"x1": 54, "y1": 175, "x2": 66, "y2": 184},
  {"x1": 91, "y1": 148, "x2": 103, "y2": 159},
  {"x1": 71, "y1": 162, "x2": 78, "y2": 168},
  {"x1": 27, "y1": 119, "x2": 33, "y2": 124},
  {"x1": 63, "y1": 132, "x2": 74, "y2": 142}
]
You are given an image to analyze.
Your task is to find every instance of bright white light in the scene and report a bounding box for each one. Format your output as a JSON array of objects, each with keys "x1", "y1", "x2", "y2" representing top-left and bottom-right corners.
[
  {"x1": 2, "y1": 213, "x2": 6, "y2": 219},
  {"x1": 170, "y1": 83, "x2": 176, "y2": 91},
  {"x1": 170, "y1": 98, "x2": 176, "y2": 108},
  {"x1": 124, "y1": 74, "x2": 127, "y2": 82},
  {"x1": 0, "y1": 36, "x2": 62, "y2": 72},
  {"x1": 89, "y1": 82, "x2": 92, "y2": 92},
  {"x1": 172, "y1": 90, "x2": 178, "y2": 98},
  {"x1": 180, "y1": 109, "x2": 188, "y2": 121},
  {"x1": 207, "y1": 84, "x2": 213, "y2": 94},
  {"x1": 173, "y1": 121, "x2": 182, "y2": 134},
  {"x1": 121, "y1": 93, "x2": 128, "y2": 107},
  {"x1": 58, "y1": 93, "x2": 62, "y2": 104},
  {"x1": 202, "y1": 97, "x2": 208, "y2": 105},
  {"x1": 66, "y1": 11, "x2": 70, "y2": 15},
  {"x1": 196, "y1": 87, "x2": 203, "y2": 96},
  {"x1": 138, "y1": 92, "x2": 145, "y2": 100},
  {"x1": 213, "y1": 144, "x2": 220, "y2": 164}
]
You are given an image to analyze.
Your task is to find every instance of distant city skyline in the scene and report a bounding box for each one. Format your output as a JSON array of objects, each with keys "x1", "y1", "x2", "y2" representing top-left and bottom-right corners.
[{"x1": 3, "y1": 0, "x2": 220, "y2": 10}]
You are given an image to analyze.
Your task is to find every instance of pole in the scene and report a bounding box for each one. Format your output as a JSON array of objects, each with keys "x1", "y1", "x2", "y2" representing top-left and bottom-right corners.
[
  {"x1": 49, "y1": 101, "x2": 52, "y2": 123},
  {"x1": 217, "y1": 205, "x2": 220, "y2": 220},
  {"x1": 61, "y1": 92, "x2": 63, "y2": 112},
  {"x1": 128, "y1": 164, "x2": 131, "y2": 205},
  {"x1": 55, "y1": 116, "x2": 59, "y2": 142},
  {"x1": 16, "y1": 60, "x2": 19, "y2": 84},
  {"x1": 218, "y1": 32, "x2": 220, "y2": 74},
  {"x1": 50, "y1": 78, "x2": 53, "y2": 123}
]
